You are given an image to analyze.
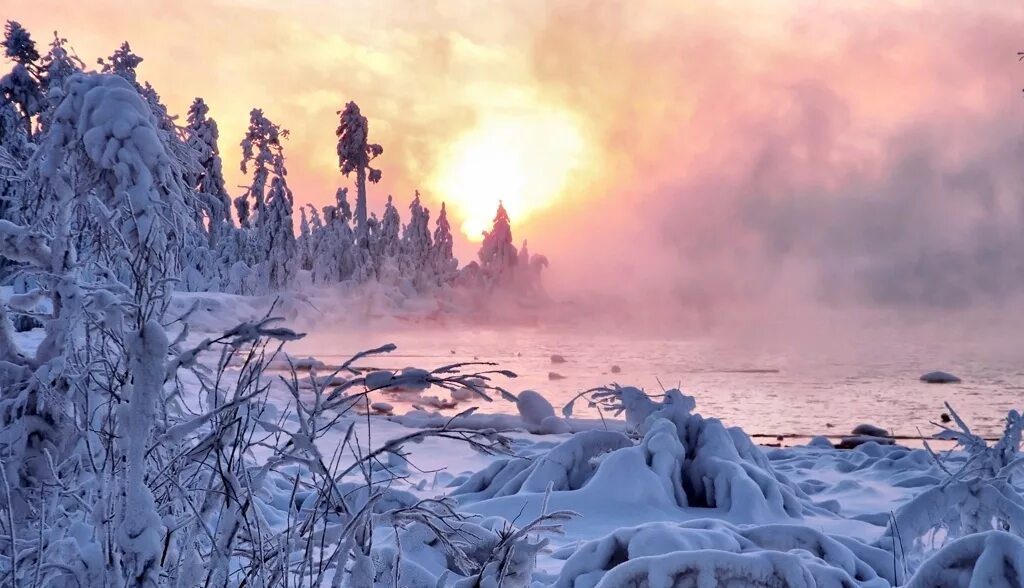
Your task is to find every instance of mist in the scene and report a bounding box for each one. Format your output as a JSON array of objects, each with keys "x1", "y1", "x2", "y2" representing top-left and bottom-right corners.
[
  {"x1": 522, "y1": 0, "x2": 1024, "y2": 337},
  {"x1": 8, "y1": 0, "x2": 1024, "y2": 339}
]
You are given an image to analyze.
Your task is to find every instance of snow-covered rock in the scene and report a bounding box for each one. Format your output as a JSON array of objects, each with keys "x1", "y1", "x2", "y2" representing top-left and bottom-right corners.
[
  {"x1": 808, "y1": 436, "x2": 835, "y2": 449},
  {"x1": 920, "y1": 370, "x2": 961, "y2": 384},
  {"x1": 851, "y1": 423, "x2": 890, "y2": 437},
  {"x1": 516, "y1": 389, "x2": 556, "y2": 425}
]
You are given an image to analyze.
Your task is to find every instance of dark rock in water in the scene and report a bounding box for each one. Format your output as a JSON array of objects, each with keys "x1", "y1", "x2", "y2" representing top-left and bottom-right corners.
[
  {"x1": 610, "y1": 365, "x2": 622, "y2": 374},
  {"x1": 920, "y1": 371, "x2": 961, "y2": 384},
  {"x1": 837, "y1": 435, "x2": 896, "y2": 450},
  {"x1": 548, "y1": 372, "x2": 566, "y2": 381},
  {"x1": 940, "y1": 412, "x2": 951, "y2": 424},
  {"x1": 550, "y1": 354, "x2": 567, "y2": 364},
  {"x1": 851, "y1": 423, "x2": 890, "y2": 437}
]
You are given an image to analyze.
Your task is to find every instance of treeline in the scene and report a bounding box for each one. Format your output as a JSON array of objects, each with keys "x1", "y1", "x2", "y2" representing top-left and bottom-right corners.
[{"x1": 0, "y1": 21, "x2": 547, "y2": 302}]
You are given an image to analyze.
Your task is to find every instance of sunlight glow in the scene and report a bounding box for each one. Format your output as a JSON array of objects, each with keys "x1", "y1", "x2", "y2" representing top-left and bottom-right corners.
[{"x1": 431, "y1": 111, "x2": 586, "y2": 241}]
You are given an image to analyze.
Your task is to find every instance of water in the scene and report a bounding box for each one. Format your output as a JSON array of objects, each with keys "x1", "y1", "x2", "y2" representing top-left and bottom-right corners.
[{"x1": 288, "y1": 322, "x2": 1024, "y2": 439}]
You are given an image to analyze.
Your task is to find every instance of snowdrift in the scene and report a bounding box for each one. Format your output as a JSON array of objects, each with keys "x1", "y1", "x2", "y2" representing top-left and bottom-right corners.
[
  {"x1": 552, "y1": 519, "x2": 894, "y2": 588},
  {"x1": 455, "y1": 388, "x2": 823, "y2": 521}
]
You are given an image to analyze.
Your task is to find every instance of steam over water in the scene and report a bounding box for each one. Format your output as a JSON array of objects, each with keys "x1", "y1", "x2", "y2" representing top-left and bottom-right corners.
[{"x1": 291, "y1": 320, "x2": 1024, "y2": 439}]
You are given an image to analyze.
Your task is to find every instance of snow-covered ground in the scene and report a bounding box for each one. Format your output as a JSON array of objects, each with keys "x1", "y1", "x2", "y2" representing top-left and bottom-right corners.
[{"x1": 128, "y1": 297, "x2": 1024, "y2": 585}]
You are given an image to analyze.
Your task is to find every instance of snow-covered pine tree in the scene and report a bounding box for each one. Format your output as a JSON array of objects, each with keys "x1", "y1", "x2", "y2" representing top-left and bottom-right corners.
[
  {"x1": 311, "y1": 192, "x2": 358, "y2": 285},
  {"x1": 97, "y1": 41, "x2": 143, "y2": 84},
  {"x1": 258, "y1": 175, "x2": 296, "y2": 290},
  {"x1": 236, "y1": 109, "x2": 294, "y2": 292},
  {"x1": 477, "y1": 201, "x2": 519, "y2": 289},
  {"x1": 376, "y1": 194, "x2": 402, "y2": 268},
  {"x1": 401, "y1": 190, "x2": 432, "y2": 289},
  {"x1": 2, "y1": 21, "x2": 40, "y2": 64},
  {"x1": 516, "y1": 239, "x2": 549, "y2": 298},
  {"x1": 36, "y1": 32, "x2": 84, "y2": 132},
  {"x1": 239, "y1": 108, "x2": 287, "y2": 227},
  {"x1": 298, "y1": 204, "x2": 314, "y2": 271},
  {"x1": 186, "y1": 97, "x2": 231, "y2": 236},
  {"x1": 1, "y1": 21, "x2": 44, "y2": 137},
  {"x1": 431, "y1": 201, "x2": 458, "y2": 287},
  {"x1": 336, "y1": 101, "x2": 382, "y2": 237}
]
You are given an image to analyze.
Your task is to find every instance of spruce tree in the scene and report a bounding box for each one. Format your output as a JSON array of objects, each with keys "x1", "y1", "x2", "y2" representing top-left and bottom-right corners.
[{"x1": 336, "y1": 101, "x2": 382, "y2": 237}]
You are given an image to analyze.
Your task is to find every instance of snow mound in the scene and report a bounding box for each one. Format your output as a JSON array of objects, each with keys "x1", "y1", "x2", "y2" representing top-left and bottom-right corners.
[
  {"x1": 458, "y1": 389, "x2": 824, "y2": 520},
  {"x1": 906, "y1": 531, "x2": 1024, "y2": 588},
  {"x1": 552, "y1": 519, "x2": 894, "y2": 588},
  {"x1": 453, "y1": 430, "x2": 633, "y2": 501},
  {"x1": 516, "y1": 389, "x2": 570, "y2": 434},
  {"x1": 920, "y1": 371, "x2": 961, "y2": 384}
]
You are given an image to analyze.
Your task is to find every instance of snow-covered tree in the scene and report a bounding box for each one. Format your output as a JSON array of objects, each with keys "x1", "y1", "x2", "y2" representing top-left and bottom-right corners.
[
  {"x1": 235, "y1": 109, "x2": 294, "y2": 292},
  {"x1": 336, "y1": 101, "x2": 382, "y2": 237},
  {"x1": 0, "y1": 74, "x2": 194, "y2": 550},
  {"x1": 375, "y1": 194, "x2": 402, "y2": 266},
  {"x1": 98, "y1": 41, "x2": 143, "y2": 84},
  {"x1": 2, "y1": 21, "x2": 40, "y2": 65},
  {"x1": 478, "y1": 201, "x2": 519, "y2": 287},
  {"x1": 311, "y1": 192, "x2": 358, "y2": 285},
  {"x1": 297, "y1": 204, "x2": 313, "y2": 270},
  {"x1": 1, "y1": 22, "x2": 44, "y2": 135},
  {"x1": 39, "y1": 32, "x2": 80, "y2": 99},
  {"x1": 238, "y1": 107, "x2": 287, "y2": 227},
  {"x1": 185, "y1": 97, "x2": 231, "y2": 235},
  {"x1": 431, "y1": 201, "x2": 459, "y2": 286},
  {"x1": 257, "y1": 175, "x2": 296, "y2": 290},
  {"x1": 401, "y1": 190, "x2": 432, "y2": 289}
]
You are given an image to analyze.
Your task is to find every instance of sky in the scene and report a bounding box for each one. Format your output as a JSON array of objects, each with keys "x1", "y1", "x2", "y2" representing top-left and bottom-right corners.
[{"x1": 7, "y1": 0, "x2": 1024, "y2": 327}]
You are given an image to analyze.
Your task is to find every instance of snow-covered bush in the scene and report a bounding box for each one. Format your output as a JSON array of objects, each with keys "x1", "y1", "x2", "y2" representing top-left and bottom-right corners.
[
  {"x1": 553, "y1": 386, "x2": 818, "y2": 519},
  {"x1": 454, "y1": 430, "x2": 634, "y2": 501},
  {"x1": 882, "y1": 404, "x2": 1024, "y2": 568}
]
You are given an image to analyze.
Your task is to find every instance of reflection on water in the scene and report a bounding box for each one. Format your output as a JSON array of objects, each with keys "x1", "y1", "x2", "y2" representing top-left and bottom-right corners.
[{"x1": 287, "y1": 324, "x2": 1024, "y2": 438}]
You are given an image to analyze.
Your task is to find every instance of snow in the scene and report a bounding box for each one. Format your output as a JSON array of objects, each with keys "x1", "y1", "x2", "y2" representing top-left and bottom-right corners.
[{"x1": 3, "y1": 21, "x2": 1024, "y2": 587}]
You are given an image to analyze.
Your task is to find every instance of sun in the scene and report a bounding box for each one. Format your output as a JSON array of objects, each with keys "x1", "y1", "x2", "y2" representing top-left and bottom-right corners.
[{"x1": 430, "y1": 111, "x2": 586, "y2": 241}]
